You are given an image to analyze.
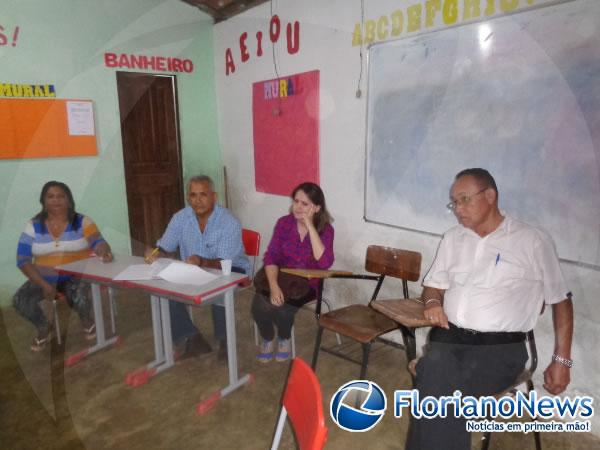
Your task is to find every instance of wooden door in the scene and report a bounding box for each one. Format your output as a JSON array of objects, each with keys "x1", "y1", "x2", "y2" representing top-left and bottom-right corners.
[{"x1": 117, "y1": 72, "x2": 184, "y2": 256}]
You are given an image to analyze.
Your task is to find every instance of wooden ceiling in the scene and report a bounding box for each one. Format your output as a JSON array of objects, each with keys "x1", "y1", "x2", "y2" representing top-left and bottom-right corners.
[{"x1": 181, "y1": 0, "x2": 270, "y2": 23}]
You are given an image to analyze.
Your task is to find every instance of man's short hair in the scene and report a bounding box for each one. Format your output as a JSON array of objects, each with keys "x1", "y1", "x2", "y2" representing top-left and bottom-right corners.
[
  {"x1": 187, "y1": 175, "x2": 215, "y2": 192},
  {"x1": 455, "y1": 168, "x2": 498, "y2": 198}
]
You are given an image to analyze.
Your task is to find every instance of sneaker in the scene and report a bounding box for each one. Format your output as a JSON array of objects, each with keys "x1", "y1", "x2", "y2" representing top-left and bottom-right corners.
[
  {"x1": 31, "y1": 327, "x2": 52, "y2": 352},
  {"x1": 275, "y1": 338, "x2": 291, "y2": 362},
  {"x1": 257, "y1": 339, "x2": 274, "y2": 363}
]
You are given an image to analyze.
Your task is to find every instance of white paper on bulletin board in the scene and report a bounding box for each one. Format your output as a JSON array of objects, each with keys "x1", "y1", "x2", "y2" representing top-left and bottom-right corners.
[
  {"x1": 66, "y1": 101, "x2": 95, "y2": 136},
  {"x1": 364, "y1": 0, "x2": 600, "y2": 268}
]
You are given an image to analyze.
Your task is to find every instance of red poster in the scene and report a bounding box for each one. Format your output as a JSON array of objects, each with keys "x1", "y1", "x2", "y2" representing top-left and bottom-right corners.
[{"x1": 252, "y1": 70, "x2": 319, "y2": 196}]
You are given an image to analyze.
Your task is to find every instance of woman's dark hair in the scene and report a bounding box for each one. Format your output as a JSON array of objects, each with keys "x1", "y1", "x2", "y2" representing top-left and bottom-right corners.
[
  {"x1": 290, "y1": 182, "x2": 333, "y2": 233},
  {"x1": 34, "y1": 181, "x2": 78, "y2": 226}
]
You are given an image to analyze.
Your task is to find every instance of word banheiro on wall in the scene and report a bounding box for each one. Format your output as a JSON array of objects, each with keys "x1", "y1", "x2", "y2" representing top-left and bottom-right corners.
[{"x1": 104, "y1": 52, "x2": 194, "y2": 73}]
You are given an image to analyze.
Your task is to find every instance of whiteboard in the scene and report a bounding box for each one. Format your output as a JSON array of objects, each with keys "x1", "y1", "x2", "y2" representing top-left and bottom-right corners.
[{"x1": 365, "y1": 0, "x2": 600, "y2": 267}]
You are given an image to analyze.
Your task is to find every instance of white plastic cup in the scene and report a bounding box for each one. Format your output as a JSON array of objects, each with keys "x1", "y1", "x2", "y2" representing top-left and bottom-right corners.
[{"x1": 220, "y1": 259, "x2": 232, "y2": 276}]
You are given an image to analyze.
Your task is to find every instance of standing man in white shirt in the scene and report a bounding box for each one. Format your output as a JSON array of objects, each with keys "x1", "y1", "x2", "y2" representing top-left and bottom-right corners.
[{"x1": 406, "y1": 168, "x2": 573, "y2": 450}]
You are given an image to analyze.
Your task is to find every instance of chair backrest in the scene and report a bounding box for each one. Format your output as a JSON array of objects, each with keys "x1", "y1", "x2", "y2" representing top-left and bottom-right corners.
[
  {"x1": 365, "y1": 245, "x2": 422, "y2": 282},
  {"x1": 242, "y1": 228, "x2": 261, "y2": 278},
  {"x1": 280, "y1": 358, "x2": 328, "y2": 450}
]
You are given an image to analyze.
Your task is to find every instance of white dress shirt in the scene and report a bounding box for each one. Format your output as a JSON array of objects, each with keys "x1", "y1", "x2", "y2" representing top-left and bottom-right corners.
[{"x1": 423, "y1": 214, "x2": 568, "y2": 332}]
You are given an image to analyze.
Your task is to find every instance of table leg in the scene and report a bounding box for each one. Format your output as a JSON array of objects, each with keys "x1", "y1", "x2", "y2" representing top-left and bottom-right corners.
[
  {"x1": 125, "y1": 294, "x2": 169, "y2": 387},
  {"x1": 196, "y1": 288, "x2": 253, "y2": 415},
  {"x1": 64, "y1": 283, "x2": 121, "y2": 367}
]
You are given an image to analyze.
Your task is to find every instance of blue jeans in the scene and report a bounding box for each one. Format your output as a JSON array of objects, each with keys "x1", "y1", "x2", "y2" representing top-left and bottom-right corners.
[{"x1": 169, "y1": 266, "x2": 245, "y2": 346}]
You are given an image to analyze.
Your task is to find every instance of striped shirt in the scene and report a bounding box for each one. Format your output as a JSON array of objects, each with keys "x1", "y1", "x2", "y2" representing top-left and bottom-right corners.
[{"x1": 16, "y1": 214, "x2": 106, "y2": 282}]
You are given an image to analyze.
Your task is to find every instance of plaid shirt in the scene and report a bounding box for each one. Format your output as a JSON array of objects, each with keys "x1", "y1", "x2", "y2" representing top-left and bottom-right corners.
[{"x1": 157, "y1": 205, "x2": 250, "y2": 275}]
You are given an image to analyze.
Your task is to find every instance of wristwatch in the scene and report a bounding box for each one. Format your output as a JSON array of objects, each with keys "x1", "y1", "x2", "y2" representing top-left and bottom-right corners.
[{"x1": 552, "y1": 354, "x2": 573, "y2": 368}]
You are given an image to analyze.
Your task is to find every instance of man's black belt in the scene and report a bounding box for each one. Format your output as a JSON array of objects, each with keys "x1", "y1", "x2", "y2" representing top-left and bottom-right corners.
[{"x1": 430, "y1": 322, "x2": 526, "y2": 346}]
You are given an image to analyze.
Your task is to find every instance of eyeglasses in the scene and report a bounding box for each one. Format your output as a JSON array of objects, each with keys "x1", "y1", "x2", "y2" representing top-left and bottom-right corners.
[{"x1": 446, "y1": 188, "x2": 487, "y2": 211}]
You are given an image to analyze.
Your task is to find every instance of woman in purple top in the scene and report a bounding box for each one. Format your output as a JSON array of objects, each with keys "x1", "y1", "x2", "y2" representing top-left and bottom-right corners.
[{"x1": 252, "y1": 182, "x2": 334, "y2": 363}]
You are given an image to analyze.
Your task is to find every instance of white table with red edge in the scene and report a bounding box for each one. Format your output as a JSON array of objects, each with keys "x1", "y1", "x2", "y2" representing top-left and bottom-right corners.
[{"x1": 57, "y1": 255, "x2": 251, "y2": 415}]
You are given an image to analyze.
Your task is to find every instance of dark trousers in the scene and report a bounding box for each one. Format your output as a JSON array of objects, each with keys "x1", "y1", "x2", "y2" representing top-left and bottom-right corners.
[
  {"x1": 169, "y1": 266, "x2": 245, "y2": 346},
  {"x1": 251, "y1": 289, "x2": 314, "y2": 341},
  {"x1": 406, "y1": 324, "x2": 528, "y2": 450},
  {"x1": 13, "y1": 279, "x2": 92, "y2": 331}
]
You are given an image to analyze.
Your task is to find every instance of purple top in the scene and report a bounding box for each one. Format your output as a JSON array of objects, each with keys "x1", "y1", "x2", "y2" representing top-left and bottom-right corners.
[{"x1": 263, "y1": 214, "x2": 335, "y2": 291}]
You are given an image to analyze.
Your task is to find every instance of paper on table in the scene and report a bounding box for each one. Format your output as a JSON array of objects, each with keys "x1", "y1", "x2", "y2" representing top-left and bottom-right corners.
[
  {"x1": 156, "y1": 261, "x2": 218, "y2": 286},
  {"x1": 113, "y1": 258, "x2": 175, "y2": 281}
]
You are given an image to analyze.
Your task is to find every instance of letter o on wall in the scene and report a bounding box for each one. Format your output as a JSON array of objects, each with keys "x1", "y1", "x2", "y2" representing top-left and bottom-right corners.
[
  {"x1": 270, "y1": 15, "x2": 281, "y2": 42},
  {"x1": 183, "y1": 60, "x2": 194, "y2": 73}
]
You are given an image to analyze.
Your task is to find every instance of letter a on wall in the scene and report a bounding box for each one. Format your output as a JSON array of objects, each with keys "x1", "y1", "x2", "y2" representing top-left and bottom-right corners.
[{"x1": 252, "y1": 70, "x2": 319, "y2": 195}]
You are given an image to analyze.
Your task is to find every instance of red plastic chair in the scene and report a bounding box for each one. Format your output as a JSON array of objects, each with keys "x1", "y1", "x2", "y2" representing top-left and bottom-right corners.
[
  {"x1": 242, "y1": 228, "x2": 261, "y2": 278},
  {"x1": 271, "y1": 357, "x2": 328, "y2": 450}
]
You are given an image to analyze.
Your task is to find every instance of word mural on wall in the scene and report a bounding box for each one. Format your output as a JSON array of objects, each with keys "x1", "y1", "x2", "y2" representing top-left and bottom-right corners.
[
  {"x1": 263, "y1": 76, "x2": 303, "y2": 100},
  {"x1": 352, "y1": 0, "x2": 542, "y2": 45},
  {"x1": 0, "y1": 24, "x2": 20, "y2": 47},
  {"x1": 0, "y1": 83, "x2": 56, "y2": 98},
  {"x1": 225, "y1": 15, "x2": 300, "y2": 76},
  {"x1": 104, "y1": 52, "x2": 194, "y2": 73}
]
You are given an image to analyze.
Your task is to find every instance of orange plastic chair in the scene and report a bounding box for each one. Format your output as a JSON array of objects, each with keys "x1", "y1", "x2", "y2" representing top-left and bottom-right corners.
[{"x1": 271, "y1": 357, "x2": 328, "y2": 450}]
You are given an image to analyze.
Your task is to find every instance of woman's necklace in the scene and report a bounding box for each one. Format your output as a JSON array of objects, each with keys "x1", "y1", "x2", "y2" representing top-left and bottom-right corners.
[{"x1": 46, "y1": 219, "x2": 68, "y2": 247}]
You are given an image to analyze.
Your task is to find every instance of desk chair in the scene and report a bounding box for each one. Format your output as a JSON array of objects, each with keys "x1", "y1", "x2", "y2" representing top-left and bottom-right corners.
[
  {"x1": 271, "y1": 357, "x2": 328, "y2": 450},
  {"x1": 370, "y1": 297, "x2": 430, "y2": 379},
  {"x1": 372, "y1": 299, "x2": 542, "y2": 450},
  {"x1": 311, "y1": 245, "x2": 422, "y2": 380}
]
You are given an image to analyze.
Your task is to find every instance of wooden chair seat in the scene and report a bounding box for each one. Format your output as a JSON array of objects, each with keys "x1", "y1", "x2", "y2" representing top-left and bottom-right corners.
[{"x1": 318, "y1": 304, "x2": 398, "y2": 343}]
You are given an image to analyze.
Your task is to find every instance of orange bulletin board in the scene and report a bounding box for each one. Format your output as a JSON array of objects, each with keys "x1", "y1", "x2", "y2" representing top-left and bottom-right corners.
[{"x1": 0, "y1": 98, "x2": 98, "y2": 160}]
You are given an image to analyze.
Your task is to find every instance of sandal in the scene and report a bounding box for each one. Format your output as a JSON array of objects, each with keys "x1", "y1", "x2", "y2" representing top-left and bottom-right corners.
[
  {"x1": 257, "y1": 339, "x2": 274, "y2": 363},
  {"x1": 83, "y1": 322, "x2": 96, "y2": 340},
  {"x1": 30, "y1": 330, "x2": 52, "y2": 352}
]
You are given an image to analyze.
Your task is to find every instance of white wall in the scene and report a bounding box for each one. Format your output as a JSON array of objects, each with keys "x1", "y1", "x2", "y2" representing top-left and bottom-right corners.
[{"x1": 213, "y1": 0, "x2": 600, "y2": 434}]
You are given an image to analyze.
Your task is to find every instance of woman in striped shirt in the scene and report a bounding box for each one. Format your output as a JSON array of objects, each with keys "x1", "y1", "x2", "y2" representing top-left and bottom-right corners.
[{"x1": 13, "y1": 181, "x2": 113, "y2": 351}]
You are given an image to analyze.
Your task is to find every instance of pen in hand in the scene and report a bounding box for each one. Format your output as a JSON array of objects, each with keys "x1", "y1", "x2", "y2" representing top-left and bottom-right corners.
[{"x1": 145, "y1": 247, "x2": 160, "y2": 264}]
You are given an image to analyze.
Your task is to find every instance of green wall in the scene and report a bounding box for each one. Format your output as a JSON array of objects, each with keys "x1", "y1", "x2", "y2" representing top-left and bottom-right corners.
[{"x1": 0, "y1": 0, "x2": 222, "y2": 304}]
